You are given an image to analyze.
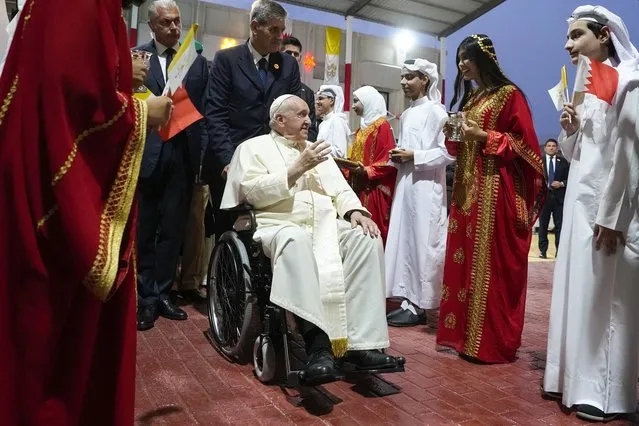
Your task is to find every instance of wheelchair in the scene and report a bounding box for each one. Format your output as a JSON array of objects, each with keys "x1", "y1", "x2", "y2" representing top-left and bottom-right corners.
[{"x1": 205, "y1": 204, "x2": 405, "y2": 388}]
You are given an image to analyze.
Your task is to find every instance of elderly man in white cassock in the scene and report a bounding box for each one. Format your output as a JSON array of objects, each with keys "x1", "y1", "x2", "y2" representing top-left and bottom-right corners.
[
  {"x1": 543, "y1": 5, "x2": 639, "y2": 423},
  {"x1": 221, "y1": 94, "x2": 401, "y2": 386},
  {"x1": 385, "y1": 58, "x2": 454, "y2": 327}
]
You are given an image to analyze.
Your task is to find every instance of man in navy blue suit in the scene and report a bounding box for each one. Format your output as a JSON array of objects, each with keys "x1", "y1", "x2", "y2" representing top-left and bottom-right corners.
[
  {"x1": 539, "y1": 138, "x2": 570, "y2": 258},
  {"x1": 135, "y1": 0, "x2": 210, "y2": 331},
  {"x1": 202, "y1": 0, "x2": 301, "y2": 235}
]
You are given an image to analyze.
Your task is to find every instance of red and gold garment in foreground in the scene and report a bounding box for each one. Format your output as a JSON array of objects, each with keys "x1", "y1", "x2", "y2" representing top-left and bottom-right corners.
[
  {"x1": 436, "y1": 85, "x2": 544, "y2": 363},
  {"x1": 347, "y1": 118, "x2": 397, "y2": 245},
  {"x1": 0, "y1": 1, "x2": 147, "y2": 424}
]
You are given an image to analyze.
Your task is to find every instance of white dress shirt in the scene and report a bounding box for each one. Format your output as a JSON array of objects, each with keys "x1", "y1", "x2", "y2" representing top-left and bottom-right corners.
[
  {"x1": 247, "y1": 41, "x2": 270, "y2": 71},
  {"x1": 155, "y1": 39, "x2": 180, "y2": 82}
]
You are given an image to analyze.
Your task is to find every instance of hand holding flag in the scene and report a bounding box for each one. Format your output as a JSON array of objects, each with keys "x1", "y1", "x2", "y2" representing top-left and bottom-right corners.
[{"x1": 159, "y1": 23, "x2": 204, "y2": 141}]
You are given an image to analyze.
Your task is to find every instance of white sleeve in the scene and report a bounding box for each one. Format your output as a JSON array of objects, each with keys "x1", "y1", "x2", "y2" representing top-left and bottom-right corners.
[{"x1": 595, "y1": 83, "x2": 639, "y2": 231}]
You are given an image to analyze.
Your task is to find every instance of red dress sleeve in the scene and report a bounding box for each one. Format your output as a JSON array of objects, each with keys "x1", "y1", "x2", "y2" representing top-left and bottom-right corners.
[{"x1": 365, "y1": 120, "x2": 396, "y2": 180}]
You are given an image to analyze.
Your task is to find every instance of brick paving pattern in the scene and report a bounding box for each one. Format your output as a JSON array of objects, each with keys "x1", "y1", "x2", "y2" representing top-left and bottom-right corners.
[{"x1": 135, "y1": 261, "x2": 638, "y2": 425}]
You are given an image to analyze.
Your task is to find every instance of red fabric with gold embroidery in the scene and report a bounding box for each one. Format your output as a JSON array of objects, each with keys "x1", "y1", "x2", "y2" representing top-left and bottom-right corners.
[
  {"x1": 436, "y1": 86, "x2": 544, "y2": 363},
  {"x1": 348, "y1": 118, "x2": 397, "y2": 245},
  {"x1": 0, "y1": 1, "x2": 146, "y2": 424}
]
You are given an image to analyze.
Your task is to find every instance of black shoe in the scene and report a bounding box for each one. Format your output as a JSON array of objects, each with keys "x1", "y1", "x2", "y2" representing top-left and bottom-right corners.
[
  {"x1": 342, "y1": 350, "x2": 400, "y2": 370},
  {"x1": 576, "y1": 405, "x2": 620, "y2": 422},
  {"x1": 180, "y1": 289, "x2": 207, "y2": 304},
  {"x1": 386, "y1": 307, "x2": 404, "y2": 320},
  {"x1": 539, "y1": 253, "x2": 547, "y2": 259},
  {"x1": 387, "y1": 308, "x2": 426, "y2": 327},
  {"x1": 298, "y1": 349, "x2": 343, "y2": 386},
  {"x1": 540, "y1": 386, "x2": 561, "y2": 401},
  {"x1": 158, "y1": 299, "x2": 188, "y2": 320},
  {"x1": 137, "y1": 304, "x2": 157, "y2": 331}
]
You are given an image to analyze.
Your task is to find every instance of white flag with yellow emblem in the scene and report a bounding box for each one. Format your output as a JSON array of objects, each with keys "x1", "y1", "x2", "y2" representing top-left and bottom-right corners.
[
  {"x1": 324, "y1": 27, "x2": 341, "y2": 85},
  {"x1": 547, "y1": 65, "x2": 569, "y2": 111}
]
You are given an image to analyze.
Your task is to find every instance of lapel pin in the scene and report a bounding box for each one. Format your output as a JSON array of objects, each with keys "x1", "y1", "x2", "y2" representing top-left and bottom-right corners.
[{"x1": 274, "y1": 63, "x2": 280, "y2": 70}]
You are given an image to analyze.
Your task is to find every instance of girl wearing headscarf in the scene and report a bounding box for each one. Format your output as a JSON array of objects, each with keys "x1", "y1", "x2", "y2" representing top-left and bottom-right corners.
[
  {"x1": 543, "y1": 5, "x2": 639, "y2": 422},
  {"x1": 316, "y1": 85, "x2": 351, "y2": 158},
  {"x1": 436, "y1": 35, "x2": 544, "y2": 364},
  {"x1": 385, "y1": 59, "x2": 455, "y2": 327},
  {"x1": 348, "y1": 85, "x2": 397, "y2": 245}
]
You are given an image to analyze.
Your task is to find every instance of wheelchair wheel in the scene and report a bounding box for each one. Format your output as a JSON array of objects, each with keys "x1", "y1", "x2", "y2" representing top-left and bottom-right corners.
[
  {"x1": 253, "y1": 335, "x2": 277, "y2": 383},
  {"x1": 207, "y1": 231, "x2": 261, "y2": 361}
]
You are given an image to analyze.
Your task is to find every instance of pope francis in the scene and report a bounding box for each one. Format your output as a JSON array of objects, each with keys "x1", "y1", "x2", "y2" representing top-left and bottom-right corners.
[{"x1": 221, "y1": 94, "x2": 401, "y2": 385}]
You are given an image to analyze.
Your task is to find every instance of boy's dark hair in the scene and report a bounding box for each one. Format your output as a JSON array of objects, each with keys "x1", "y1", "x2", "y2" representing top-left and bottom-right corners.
[{"x1": 282, "y1": 35, "x2": 302, "y2": 51}]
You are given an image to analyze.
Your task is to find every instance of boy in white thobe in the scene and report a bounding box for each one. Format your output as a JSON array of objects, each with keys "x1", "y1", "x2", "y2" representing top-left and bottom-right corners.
[
  {"x1": 316, "y1": 85, "x2": 351, "y2": 158},
  {"x1": 543, "y1": 6, "x2": 639, "y2": 422},
  {"x1": 385, "y1": 58, "x2": 454, "y2": 327},
  {"x1": 222, "y1": 94, "x2": 400, "y2": 386}
]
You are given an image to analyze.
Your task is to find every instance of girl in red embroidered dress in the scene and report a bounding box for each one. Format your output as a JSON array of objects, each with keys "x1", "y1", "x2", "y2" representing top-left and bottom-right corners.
[
  {"x1": 436, "y1": 35, "x2": 545, "y2": 363},
  {"x1": 347, "y1": 86, "x2": 397, "y2": 245}
]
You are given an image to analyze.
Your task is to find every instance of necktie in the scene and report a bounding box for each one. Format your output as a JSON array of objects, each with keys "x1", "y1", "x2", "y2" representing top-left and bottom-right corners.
[
  {"x1": 258, "y1": 57, "x2": 268, "y2": 86},
  {"x1": 165, "y1": 47, "x2": 175, "y2": 82},
  {"x1": 548, "y1": 156, "x2": 555, "y2": 188}
]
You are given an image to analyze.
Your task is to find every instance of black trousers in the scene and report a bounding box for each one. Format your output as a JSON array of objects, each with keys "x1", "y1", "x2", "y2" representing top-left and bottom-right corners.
[
  {"x1": 538, "y1": 191, "x2": 563, "y2": 255},
  {"x1": 137, "y1": 139, "x2": 192, "y2": 307}
]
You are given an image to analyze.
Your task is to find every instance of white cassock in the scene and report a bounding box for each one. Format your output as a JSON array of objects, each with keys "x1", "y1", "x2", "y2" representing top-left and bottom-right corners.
[
  {"x1": 385, "y1": 97, "x2": 454, "y2": 309},
  {"x1": 543, "y1": 70, "x2": 639, "y2": 413},
  {"x1": 317, "y1": 111, "x2": 351, "y2": 158},
  {"x1": 221, "y1": 132, "x2": 390, "y2": 355}
]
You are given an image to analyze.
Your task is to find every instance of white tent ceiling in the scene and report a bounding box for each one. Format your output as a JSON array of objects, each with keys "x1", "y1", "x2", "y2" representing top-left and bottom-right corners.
[{"x1": 282, "y1": 0, "x2": 505, "y2": 37}]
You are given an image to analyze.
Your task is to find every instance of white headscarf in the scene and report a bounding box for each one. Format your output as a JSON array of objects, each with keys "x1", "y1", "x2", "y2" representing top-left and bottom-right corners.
[
  {"x1": 568, "y1": 5, "x2": 639, "y2": 68},
  {"x1": 269, "y1": 94, "x2": 296, "y2": 120},
  {"x1": 318, "y1": 84, "x2": 345, "y2": 115},
  {"x1": 353, "y1": 85, "x2": 387, "y2": 129},
  {"x1": 402, "y1": 58, "x2": 442, "y2": 102}
]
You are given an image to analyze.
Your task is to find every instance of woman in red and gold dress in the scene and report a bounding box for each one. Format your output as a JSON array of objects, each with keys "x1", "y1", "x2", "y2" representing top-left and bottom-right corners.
[
  {"x1": 347, "y1": 86, "x2": 397, "y2": 245},
  {"x1": 0, "y1": 0, "x2": 172, "y2": 424},
  {"x1": 436, "y1": 34, "x2": 545, "y2": 364}
]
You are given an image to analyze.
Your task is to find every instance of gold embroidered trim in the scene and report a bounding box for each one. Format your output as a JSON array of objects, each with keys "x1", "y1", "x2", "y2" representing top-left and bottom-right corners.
[
  {"x1": 466, "y1": 223, "x2": 473, "y2": 238},
  {"x1": 21, "y1": 0, "x2": 35, "y2": 33},
  {"x1": 444, "y1": 312, "x2": 457, "y2": 329},
  {"x1": 453, "y1": 248, "x2": 465, "y2": 264},
  {"x1": 36, "y1": 204, "x2": 58, "y2": 231},
  {"x1": 83, "y1": 98, "x2": 147, "y2": 301},
  {"x1": 513, "y1": 160, "x2": 529, "y2": 229},
  {"x1": 448, "y1": 218, "x2": 458, "y2": 233},
  {"x1": 441, "y1": 284, "x2": 449, "y2": 302},
  {"x1": 0, "y1": 75, "x2": 18, "y2": 128},
  {"x1": 51, "y1": 95, "x2": 129, "y2": 187},
  {"x1": 464, "y1": 159, "x2": 499, "y2": 357},
  {"x1": 457, "y1": 288, "x2": 467, "y2": 303},
  {"x1": 349, "y1": 117, "x2": 386, "y2": 163}
]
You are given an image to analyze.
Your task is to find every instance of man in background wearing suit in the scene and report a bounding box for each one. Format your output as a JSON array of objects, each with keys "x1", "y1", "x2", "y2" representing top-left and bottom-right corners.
[
  {"x1": 281, "y1": 35, "x2": 318, "y2": 142},
  {"x1": 135, "y1": 0, "x2": 210, "y2": 331},
  {"x1": 539, "y1": 138, "x2": 569, "y2": 258},
  {"x1": 202, "y1": 0, "x2": 301, "y2": 236}
]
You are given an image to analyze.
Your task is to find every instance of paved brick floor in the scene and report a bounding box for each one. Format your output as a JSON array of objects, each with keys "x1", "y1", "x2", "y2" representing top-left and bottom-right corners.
[{"x1": 135, "y1": 260, "x2": 638, "y2": 425}]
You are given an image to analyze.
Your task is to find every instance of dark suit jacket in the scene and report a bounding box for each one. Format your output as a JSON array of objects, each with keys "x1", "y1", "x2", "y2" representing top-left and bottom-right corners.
[
  {"x1": 202, "y1": 42, "x2": 301, "y2": 182},
  {"x1": 299, "y1": 82, "x2": 317, "y2": 142},
  {"x1": 542, "y1": 153, "x2": 569, "y2": 203},
  {"x1": 136, "y1": 40, "x2": 209, "y2": 179}
]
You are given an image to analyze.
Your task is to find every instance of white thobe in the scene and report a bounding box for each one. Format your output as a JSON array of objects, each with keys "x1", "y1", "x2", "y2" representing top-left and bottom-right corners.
[
  {"x1": 221, "y1": 132, "x2": 390, "y2": 352},
  {"x1": 317, "y1": 111, "x2": 351, "y2": 158},
  {"x1": 385, "y1": 97, "x2": 455, "y2": 309},
  {"x1": 543, "y1": 71, "x2": 639, "y2": 414}
]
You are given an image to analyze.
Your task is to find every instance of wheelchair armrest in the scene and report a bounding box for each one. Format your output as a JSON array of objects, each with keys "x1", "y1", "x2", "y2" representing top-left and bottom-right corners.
[
  {"x1": 222, "y1": 202, "x2": 254, "y2": 213},
  {"x1": 224, "y1": 203, "x2": 258, "y2": 234}
]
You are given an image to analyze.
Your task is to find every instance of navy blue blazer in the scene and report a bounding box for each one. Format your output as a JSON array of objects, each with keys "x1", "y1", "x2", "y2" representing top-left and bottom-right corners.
[
  {"x1": 202, "y1": 42, "x2": 301, "y2": 182},
  {"x1": 135, "y1": 40, "x2": 209, "y2": 179}
]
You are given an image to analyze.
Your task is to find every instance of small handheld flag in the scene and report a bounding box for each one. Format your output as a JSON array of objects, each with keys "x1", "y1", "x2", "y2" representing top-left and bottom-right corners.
[
  {"x1": 573, "y1": 54, "x2": 618, "y2": 106},
  {"x1": 548, "y1": 65, "x2": 569, "y2": 111}
]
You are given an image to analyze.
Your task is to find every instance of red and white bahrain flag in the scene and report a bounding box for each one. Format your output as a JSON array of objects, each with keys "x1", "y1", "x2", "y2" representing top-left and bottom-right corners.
[{"x1": 573, "y1": 54, "x2": 618, "y2": 105}]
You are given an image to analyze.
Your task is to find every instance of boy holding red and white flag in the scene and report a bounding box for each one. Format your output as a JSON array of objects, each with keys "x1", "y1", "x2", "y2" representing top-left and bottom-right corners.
[{"x1": 543, "y1": 5, "x2": 639, "y2": 422}]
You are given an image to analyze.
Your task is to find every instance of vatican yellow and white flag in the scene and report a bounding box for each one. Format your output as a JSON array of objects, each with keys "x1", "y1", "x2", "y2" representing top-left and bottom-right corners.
[
  {"x1": 163, "y1": 23, "x2": 199, "y2": 96},
  {"x1": 547, "y1": 65, "x2": 569, "y2": 111},
  {"x1": 324, "y1": 27, "x2": 341, "y2": 85}
]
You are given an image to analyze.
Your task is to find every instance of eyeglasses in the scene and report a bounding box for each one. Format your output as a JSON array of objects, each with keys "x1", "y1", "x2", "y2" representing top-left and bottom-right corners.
[{"x1": 284, "y1": 50, "x2": 301, "y2": 58}]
